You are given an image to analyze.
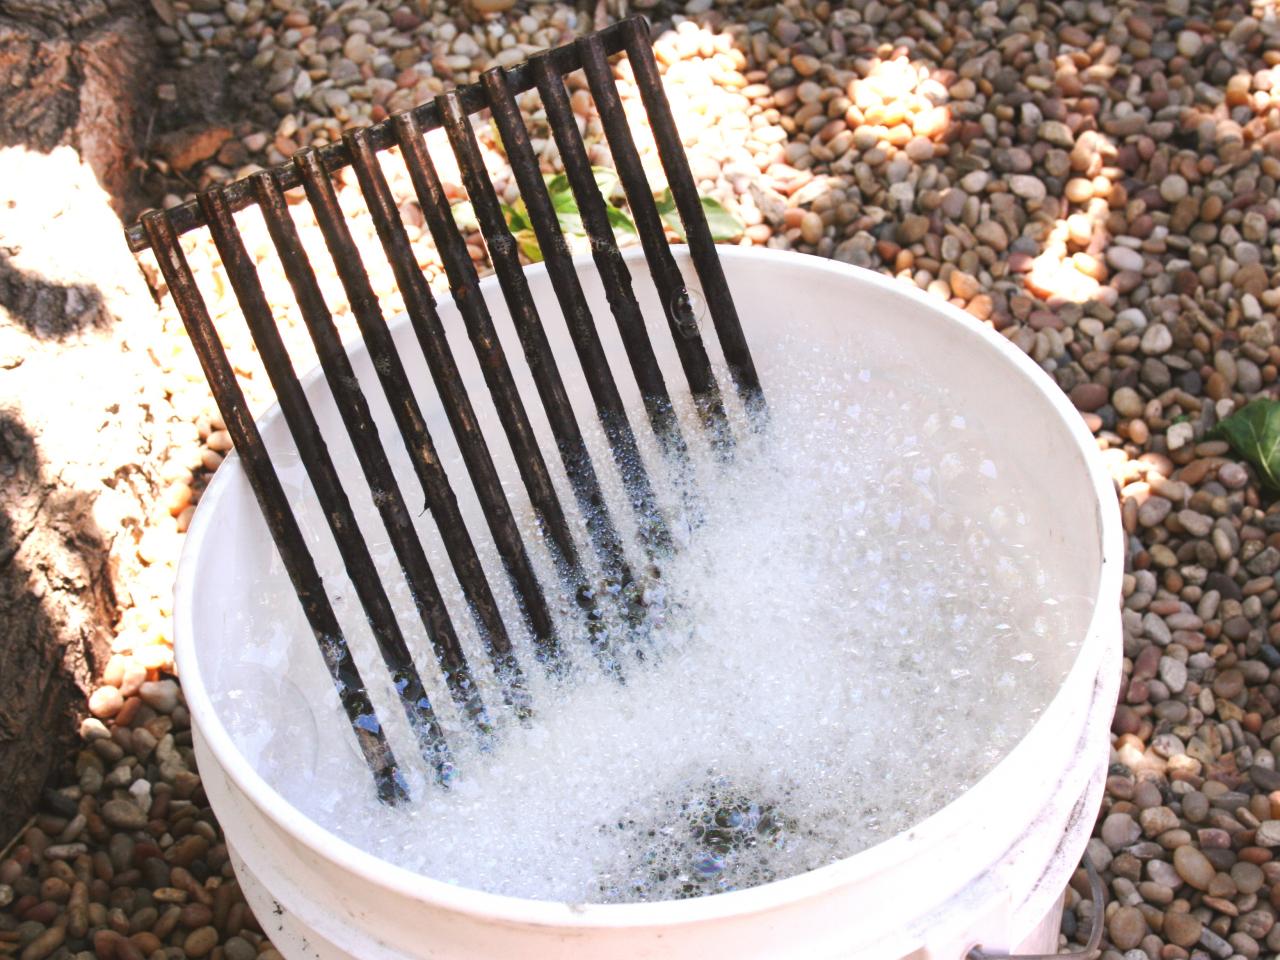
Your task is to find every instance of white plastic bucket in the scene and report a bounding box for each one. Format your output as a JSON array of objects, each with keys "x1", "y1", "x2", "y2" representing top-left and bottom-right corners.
[{"x1": 175, "y1": 247, "x2": 1122, "y2": 960}]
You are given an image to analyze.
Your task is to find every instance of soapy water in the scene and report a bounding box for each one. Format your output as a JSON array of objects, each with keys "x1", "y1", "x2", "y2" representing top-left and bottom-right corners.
[{"x1": 208, "y1": 334, "x2": 1092, "y2": 904}]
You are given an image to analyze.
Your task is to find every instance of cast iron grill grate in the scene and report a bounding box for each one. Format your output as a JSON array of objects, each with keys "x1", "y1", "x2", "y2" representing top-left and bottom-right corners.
[{"x1": 127, "y1": 15, "x2": 763, "y2": 804}]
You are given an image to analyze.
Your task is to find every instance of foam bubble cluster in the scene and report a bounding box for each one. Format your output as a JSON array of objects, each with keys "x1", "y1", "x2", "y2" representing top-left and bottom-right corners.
[{"x1": 209, "y1": 335, "x2": 1089, "y2": 904}]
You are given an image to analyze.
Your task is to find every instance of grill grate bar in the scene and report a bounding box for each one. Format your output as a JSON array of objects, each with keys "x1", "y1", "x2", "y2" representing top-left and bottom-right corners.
[
  {"x1": 438, "y1": 90, "x2": 635, "y2": 583},
  {"x1": 530, "y1": 54, "x2": 685, "y2": 461},
  {"x1": 343, "y1": 128, "x2": 562, "y2": 668},
  {"x1": 294, "y1": 149, "x2": 529, "y2": 717},
  {"x1": 141, "y1": 209, "x2": 412, "y2": 802},
  {"x1": 576, "y1": 32, "x2": 730, "y2": 448},
  {"x1": 481, "y1": 66, "x2": 671, "y2": 553},
  {"x1": 622, "y1": 20, "x2": 763, "y2": 413},
  {"x1": 252, "y1": 169, "x2": 491, "y2": 749},
  {"x1": 391, "y1": 110, "x2": 585, "y2": 589}
]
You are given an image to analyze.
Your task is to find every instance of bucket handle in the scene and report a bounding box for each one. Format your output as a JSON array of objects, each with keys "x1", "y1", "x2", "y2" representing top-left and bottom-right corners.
[{"x1": 967, "y1": 851, "x2": 1104, "y2": 960}]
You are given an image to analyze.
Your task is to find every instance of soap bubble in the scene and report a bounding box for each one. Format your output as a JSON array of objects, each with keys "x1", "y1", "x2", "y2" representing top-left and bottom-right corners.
[{"x1": 214, "y1": 332, "x2": 1090, "y2": 904}]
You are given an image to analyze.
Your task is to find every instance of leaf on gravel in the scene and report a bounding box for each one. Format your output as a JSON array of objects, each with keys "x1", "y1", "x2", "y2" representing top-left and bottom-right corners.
[
  {"x1": 655, "y1": 189, "x2": 744, "y2": 242},
  {"x1": 550, "y1": 188, "x2": 582, "y2": 235},
  {"x1": 1213, "y1": 399, "x2": 1280, "y2": 490},
  {"x1": 606, "y1": 205, "x2": 636, "y2": 240},
  {"x1": 592, "y1": 167, "x2": 619, "y2": 200},
  {"x1": 500, "y1": 200, "x2": 531, "y2": 234}
]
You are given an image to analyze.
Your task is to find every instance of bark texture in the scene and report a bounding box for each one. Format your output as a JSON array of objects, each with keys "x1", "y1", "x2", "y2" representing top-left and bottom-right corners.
[
  {"x1": 0, "y1": 0, "x2": 159, "y2": 843},
  {"x1": 0, "y1": 0, "x2": 156, "y2": 213}
]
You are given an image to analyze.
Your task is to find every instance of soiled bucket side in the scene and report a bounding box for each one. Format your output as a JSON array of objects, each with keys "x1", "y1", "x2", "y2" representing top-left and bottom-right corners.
[{"x1": 176, "y1": 247, "x2": 1122, "y2": 960}]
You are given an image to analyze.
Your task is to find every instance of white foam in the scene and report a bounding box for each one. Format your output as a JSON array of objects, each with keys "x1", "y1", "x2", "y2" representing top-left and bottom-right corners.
[{"x1": 207, "y1": 336, "x2": 1090, "y2": 904}]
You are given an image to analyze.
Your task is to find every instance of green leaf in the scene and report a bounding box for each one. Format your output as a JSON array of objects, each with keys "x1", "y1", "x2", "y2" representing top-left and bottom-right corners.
[
  {"x1": 493, "y1": 202, "x2": 542, "y2": 260},
  {"x1": 606, "y1": 204, "x2": 637, "y2": 240},
  {"x1": 701, "y1": 196, "x2": 745, "y2": 242},
  {"x1": 1213, "y1": 399, "x2": 1280, "y2": 490},
  {"x1": 551, "y1": 188, "x2": 583, "y2": 235},
  {"x1": 514, "y1": 230, "x2": 542, "y2": 262},
  {"x1": 544, "y1": 172, "x2": 570, "y2": 195},
  {"x1": 500, "y1": 201, "x2": 531, "y2": 233},
  {"x1": 544, "y1": 169, "x2": 617, "y2": 200},
  {"x1": 592, "y1": 166, "x2": 619, "y2": 200},
  {"x1": 523, "y1": 175, "x2": 587, "y2": 235},
  {"x1": 656, "y1": 188, "x2": 679, "y2": 235},
  {"x1": 654, "y1": 188, "x2": 744, "y2": 242}
]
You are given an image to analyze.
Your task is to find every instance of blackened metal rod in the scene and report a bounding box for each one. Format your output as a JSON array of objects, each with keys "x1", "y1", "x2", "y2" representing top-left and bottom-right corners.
[
  {"x1": 481, "y1": 67, "x2": 671, "y2": 552},
  {"x1": 344, "y1": 129, "x2": 562, "y2": 668},
  {"x1": 252, "y1": 169, "x2": 490, "y2": 740},
  {"x1": 196, "y1": 189, "x2": 453, "y2": 781},
  {"x1": 438, "y1": 91, "x2": 635, "y2": 578},
  {"x1": 140, "y1": 209, "x2": 409, "y2": 803},
  {"x1": 577, "y1": 33, "x2": 731, "y2": 441},
  {"x1": 123, "y1": 18, "x2": 637, "y2": 253},
  {"x1": 293, "y1": 149, "x2": 529, "y2": 714},
  {"x1": 391, "y1": 111, "x2": 584, "y2": 588},
  {"x1": 531, "y1": 54, "x2": 684, "y2": 454},
  {"x1": 623, "y1": 18, "x2": 764, "y2": 412}
]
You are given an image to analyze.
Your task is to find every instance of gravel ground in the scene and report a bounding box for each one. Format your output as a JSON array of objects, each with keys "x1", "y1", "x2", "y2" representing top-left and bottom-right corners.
[{"x1": 7, "y1": 0, "x2": 1280, "y2": 957}]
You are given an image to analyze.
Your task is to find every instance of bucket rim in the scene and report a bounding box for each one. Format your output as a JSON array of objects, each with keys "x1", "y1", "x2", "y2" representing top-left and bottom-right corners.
[{"x1": 174, "y1": 244, "x2": 1123, "y2": 929}]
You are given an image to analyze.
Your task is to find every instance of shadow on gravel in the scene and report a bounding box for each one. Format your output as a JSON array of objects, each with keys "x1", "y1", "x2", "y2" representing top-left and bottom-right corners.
[{"x1": 0, "y1": 248, "x2": 113, "y2": 341}]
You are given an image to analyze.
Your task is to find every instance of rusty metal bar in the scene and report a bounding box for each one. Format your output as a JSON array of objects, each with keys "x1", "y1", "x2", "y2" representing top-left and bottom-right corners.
[
  {"x1": 197, "y1": 188, "x2": 455, "y2": 781},
  {"x1": 481, "y1": 66, "x2": 671, "y2": 552},
  {"x1": 623, "y1": 18, "x2": 763, "y2": 412},
  {"x1": 391, "y1": 110, "x2": 585, "y2": 587},
  {"x1": 577, "y1": 32, "x2": 730, "y2": 444},
  {"x1": 140, "y1": 209, "x2": 410, "y2": 803},
  {"x1": 128, "y1": 16, "x2": 770, "y2": 766},
  {"x1": 343, "y1": 128, "x2": 562, "y2": 669},
  {"x1": 438, "y1": 90, "x2": 635, "y2": 580},
  {"x1": 252, "y1": 169, "x2": 491, "y2": 743},
  {"x1": 123, "y1": 20, "x2": 635, "y2": 253},
  {"x1": 530, "y1": 53, "x2": 685, "y2": 456},
  {"x1": 294, "y1": 148, "x2": 529, "y2": 715}
]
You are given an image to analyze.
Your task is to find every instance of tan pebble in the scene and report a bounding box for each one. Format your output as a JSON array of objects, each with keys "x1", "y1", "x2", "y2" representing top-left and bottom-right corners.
[
  {"x1": 1065, "y1": 178, "x2": 1094, "y2": 203},
  {"x1": 791, "y1": 54, "x2": 821, "y2": 77},
  {"x1": 1107, "y1": 905, "x2": 1147, "y2": 950},
  {"x1": 119, "y1": 658, "x2": 147, "y2": 697},
  {"x1": 88, "y1": 685, "x2": 124, "y2": 719},
  {"x1": 183, "y1": 926, "x2": 219, "y2": 958},
  {"x1": 799, "y1": 211, "x2": 823, "y2": 245},
  {"x1": 965, "y1": 294, "x2": 994, "y2": 321},
  {"x1": 103, "y1": 653, "x2": 129, "y2": 688},
  {"x1": 1172, "y1": 844, "x2": 1215, "y2": 890},
  {"x1": 165, "y1": 483, "x2": 192, "y2": 517},
  {"x1": 912, "y1": 106, "x2": 951, "y2": 139},
  {"x1": 904, "y1": 137, "x2": 934, "y2": 162},
  {"x1": 18, "y1": 924, "x2": 64, "y2": 960},
  {"x1": 131, "y1": 931, "x2": 162, "y2": 955},
  {"x1": 205, "y1": 430, "x2": 233, "y2": 453},
  {"x1": 1163, "y1": 910, "x2": 1202, "y2": 947},
  {"x1": 949, "y1": 270, "x2": 980, "y2": 300}
]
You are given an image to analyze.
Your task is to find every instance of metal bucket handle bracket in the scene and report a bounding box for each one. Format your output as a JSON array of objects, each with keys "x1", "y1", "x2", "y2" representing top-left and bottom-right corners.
[{"x1": 967, "y1": 851, "x2": 1104, "y2": 960}]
